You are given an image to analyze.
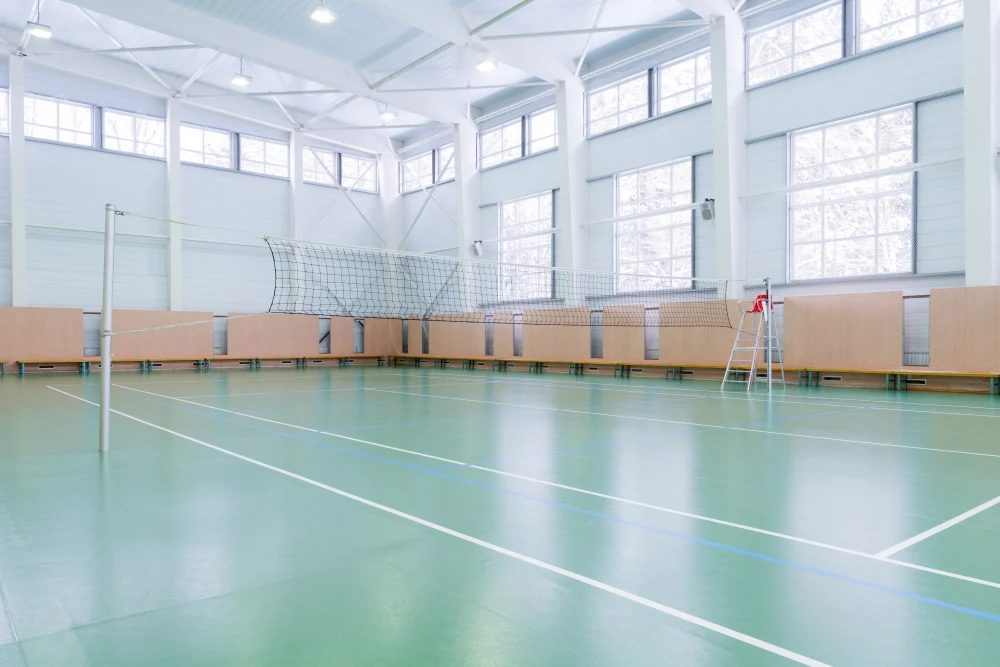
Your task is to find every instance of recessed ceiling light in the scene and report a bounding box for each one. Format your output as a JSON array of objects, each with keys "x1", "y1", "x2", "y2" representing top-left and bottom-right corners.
[
  {"x1": 25, "y1": 21, "x2": 52, "y2": 39},
  {"x1": 476, "y1": 55, "x2": 499, "y2": 72},
  {"x1": 310, "y1": 4, "x2": 337, "y2": 23},
  {"x1": 379, "y1": 109, "x2": 398, "y2": 122}
]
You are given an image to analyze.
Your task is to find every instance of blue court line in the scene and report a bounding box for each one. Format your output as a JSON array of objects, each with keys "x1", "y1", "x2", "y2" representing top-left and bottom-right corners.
[{"x1": 114, "y1": 388, "x2": 1000, "y2": 625}]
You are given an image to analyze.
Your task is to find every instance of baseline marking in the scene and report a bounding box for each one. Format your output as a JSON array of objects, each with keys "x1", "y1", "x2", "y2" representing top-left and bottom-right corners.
[
  {"x1": 105, "y1": 385, "x2": 1000, "y2": 591},
  {"x1": 47, "y1": 387, "x2": 830, "y2": 667},
  {"x1": 876, "y1": 494, "x2": 1000, "y2": 559}
]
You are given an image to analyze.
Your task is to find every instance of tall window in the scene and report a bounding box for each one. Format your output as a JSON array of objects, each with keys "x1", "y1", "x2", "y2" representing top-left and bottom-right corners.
[
  {"x1": 615, "y1": 159, "x2": 693, "y2": 289},
  {"x1": 103, "y1": 110, "x2": 165, "y2": 157},
  {"x1": 790, "y1": 106, "x2": 915, "y2": 280},
  {"x1": 401, "y1": 152, "x2": 433, "y2": 192},
  {"x1": 498, "y1": 192, "x2": 554, "y2": 301},
  {"x1": 304, "y1": 146, "x2": 336, "y2": 185},
  {"x1": 747, "y1": 3, "x2": 843, "y2": 86},
  {"x1": 0, "y1": 89, "x2": 9, "y2": 134},
  {"x1": 480, "y1": 119, "x2": 523, "y2": 168},
  {"x1": 658, "y1": 51, "x2": 711, "y2": 113},
  {"x1": 342, "y1": 154, "x2": 378, "y2": 192},
  {"x1": 437, "y1": 144, "x2": 455, "y2": 181},
  {"x1": 859, "y1": 0, "x2": 963, "y2": 50},
  {"x1": 180, "y1": 124, "x2": 232, "y2": 168},
  {"x1": 528, "y1": 108, "x2": 558, "y2": 154},
  {"x1": 240, "y1": 135, "x2": 289, "y2": 178},
  {"x1": 588, "y1": 73, "x2": 648, "y2": 136},
  {"x1": 24, "y1": 94, "x2": 93, "y2": 146}
]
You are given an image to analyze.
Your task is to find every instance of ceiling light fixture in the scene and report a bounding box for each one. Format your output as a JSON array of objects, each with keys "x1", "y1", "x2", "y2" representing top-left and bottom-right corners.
[
  {"x1": 379, "y1": 109, "x2": 398, "y2": 123},
  {"x1": 476, "y1": 54, "x2": 499, "y2": 72},
  {"x1": 231, "y1": 58, "x2": 252, "y2": 87},
  {"x1": 310, "y1": 3, "x2": 337, "y2": 23},
  {"x1": 25, "y1": 0, "x2": 52, "y2": 39}
]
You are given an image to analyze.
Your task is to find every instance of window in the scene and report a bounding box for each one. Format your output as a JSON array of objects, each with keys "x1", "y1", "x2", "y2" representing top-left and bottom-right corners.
[
  {"x1": 24, "y1": 94, "x2": 93, "y2": 146},
  {"x1": 615, "y1": 159, "x2": 694, "y2": 289},
  {"x1": 437, "y1": 144, "x2": 455, "y2": 181},
  {"x1": 0, "y1": 89, "x2": 8, "y2": 134},
  {"x1": 240, "y1": 135, "x2": 289, "y2": 178},
  {"x1": 401, "y1": 152, "x2": 433, "y2": 192},
  {"x1": 859, "y1": 0, "x2": 963, "y2": 50},
  {"x1": 480, "y1": 119, "x2": 523, "y2": 168},
  {"x1": 180, "y1": 124, "x2": 232, "y2": 168},
  {"x1": 789, "y1": 106, "x2": 915, "y2": 280},
  {"x1": 342, "y1": 154, "x2": 378, "y2": 192},
  {"x1": 747, "y1": 3, "x2": 843, "y2": 86},
  {"x1": 103, "y1": 109, "x2": 165, "y2": 158},
  {"x1": 499, "y1": 192, "x2": 554, "y2": 301},
  {"x1": 658, "y1": 51, "x2": 711, "y2": 113},
  {"x1": 304, "y1": 146, "x2": 336, "y2": 185},
  {"x1": 528, "y1": 108, "x2": 558, "y2": 154},
  {"x1": 588, "y1": 73, "x2": 649, "y2": 135}
]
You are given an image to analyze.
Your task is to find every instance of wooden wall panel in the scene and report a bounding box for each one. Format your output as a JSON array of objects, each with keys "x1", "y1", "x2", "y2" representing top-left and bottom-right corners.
[
  {"x1": 522, "y1": 308, "x2": 590, "y2": 362},
  {"x1": 929, "y1": 286, "x2": 1000, "y2": 374},
  {"x1": 430, "y1": 321, "x2": 486, "y2": 358},
  {"x1": 226, "y1": 314, "x2": 318, "y2": 358},
  {"x1": 408, "y1": 319, "x2": 423, "y2": 355},
  {"x1": 494, "y1": 323, "x2": 513, "y2": 359},
  {"x1": 784, "y1": 291, "x2": 903, "y2": 371},
  {"x1": 659, "y1": 301, "x2": 741, "y2": 367},
  {"x1": 328, "y1": 316, "x2": 356, "y2": 356},
  {"x1": 364, "y1": 318, "x2": 400, "y2": 356},
  {"x1": 0, "y1": 307, "x2": 84, "y2": 361},
  {"x1": 112, "y1": 310, "x2": 214, "y2": 359},
  {"x1": 603, "y1": 306, "x2": 646, "y2": 364}
]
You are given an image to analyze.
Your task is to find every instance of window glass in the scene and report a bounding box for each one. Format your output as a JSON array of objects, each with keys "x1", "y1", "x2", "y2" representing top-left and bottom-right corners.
[
  {"x1": 588, "y1": 73, "x2": 649, "y2": 135},
  {"x1": 25, "y1": 94, "x2": 93, "y2": 146},
  {"x1": 615, "y1": 159, "x2": 693, "y2": 290},
  {"x1": 747, "y1": 3, "x2": 843, "y2": 86},
  {"x1": 480, "y1": 119, "x2": 523, "y2": 168},
  {"x1": 180, "y1": 124, "x2": 232, "y2": 168},
  {"x1": 303, "y1": 146, "x2": 336, "y2": 185},
  {"x1": 240, "y1": 135, "x2": 289, "y2": 178},
  {"x1": 0, "y1": 90, "x2": 9, "y2": 134},
  {"x1": 104, "y1": 110, "x2": 165, "y2": 157},
  {"x1": 528, "y1": 108, "x2": 558, "y2": 154},
  {"x1": 859, "y1": 0, "x2": 963, "y2": 50},
  {"x1": 659, "y1": 51, "x2": 711, "y2": 113},
  {"x1": 790, "y1": 106, "x2": 915, "y2": 280},
  {"x1": 499, "y1": 192, "x2": 554, "y2": 300},
  {"x1": 341, "y1": 154, "x2": 378, "y2": 192},
  {"x1": 437, "y1": 144, "x2": 455, "y2": 181},
  {"x1": 402, "y1": 152, "x2": 433, "y2": 192}
]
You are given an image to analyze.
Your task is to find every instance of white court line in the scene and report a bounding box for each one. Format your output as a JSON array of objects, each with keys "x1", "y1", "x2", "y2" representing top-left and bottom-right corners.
[
  {"x1": 364, "y1": 387, "x2": 726, "y2": 430},
  {"x1": 875, "y1": 494, "x2": 1000, "y2": 559},
  {"x1": 102, "y1": 385, "x2": 1000, "y2": 591},
  {"x1": 730, "y1": 427, "x2": 1000, "y2": 460},
  {"x1": 47, "y1": 387, "x2": 828, "y2": 667},
  {"x1": 50, "y1": 370, "x2": 458, "y2": 388},
  {"x1": 175, "y1": 378, "x2": 492, "y2": 398}
]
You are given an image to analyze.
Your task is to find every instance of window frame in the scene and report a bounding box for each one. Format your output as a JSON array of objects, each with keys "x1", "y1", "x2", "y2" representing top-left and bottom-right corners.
[
  {"x1": 400, "y1": 150, "x2": 434, "y2": 193},
  {"x1": 0, "y1": 88, "x2": 9, "y2": 135},
  {"x1": 340, "y1": 153, "x2": 379, "y2": 193},
  {"x1": 527, "y1": 107, "x2": 559, "y2": 155},
  {"x1": 745, "y1": 0, "x2": 845, "y2": 88},
  {"x1": 786, "y1": 104, "x2": 917, "y2": 282},
  {"x1": 613, "y1": 157, "x2": 696, "y2": 288},
  {"x1": 102, "y1": 107, "x2": 166, "y2": 159},
  {"x1": 238, "y1": 134, "x2": 290, "y2": 179},
  {"x1": 23, "y1": 93, "x2": 95, "y2": 148},
  {"x1": 498, "y1": 190, "x2": 557, "y2": 302},
  {"x1": 436, "y1": 144, "x2": 456, "y2": 183},
  {"x1": 179, "y1": 122, "x2": 235, "y2": 170},
  {"x1": 656, "y1": 49, "x2": 712, "y2": 116},
  {"x1": 586, "y1": 71, "x2": 651, "y2": 137},
  {"x1": 479, "y1": 118, "x2": 525, "y2": 169},
  {"x1": 303, "y1": 145, "x2": 338, "y2": 186},
  {"x1": 856, "y1": 0, "x2": 964, "y2": 52}
]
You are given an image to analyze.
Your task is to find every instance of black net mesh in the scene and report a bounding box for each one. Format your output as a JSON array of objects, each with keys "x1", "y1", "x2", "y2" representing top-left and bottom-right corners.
[{"x1": 267, "y1": 238, "x2": 731, "y2": 327}]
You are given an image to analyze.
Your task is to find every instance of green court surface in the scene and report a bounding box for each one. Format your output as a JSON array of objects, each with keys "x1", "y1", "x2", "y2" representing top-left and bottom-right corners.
[{"x1": 2, "y1": 367, "x2": 1000, "y2": 666}]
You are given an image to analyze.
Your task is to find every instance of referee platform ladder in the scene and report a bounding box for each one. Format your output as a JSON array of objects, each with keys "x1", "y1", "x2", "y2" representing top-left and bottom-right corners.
[{"x1": 722, "y1": 294, "x2": 785, "y2": 391}]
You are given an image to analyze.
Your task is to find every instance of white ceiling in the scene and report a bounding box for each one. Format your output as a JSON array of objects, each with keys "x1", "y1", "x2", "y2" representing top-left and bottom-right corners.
[{"x1": 0, "y1": 0, "x2": 703, "y2": 152}]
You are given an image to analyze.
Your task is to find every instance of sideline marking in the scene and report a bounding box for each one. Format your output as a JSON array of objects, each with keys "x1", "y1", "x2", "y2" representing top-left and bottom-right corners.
[
  {"x1": 175, "y1": 378, "x2": 490, "y2": 398},
  {"x1": 47, "y1": 387, "x2": 830, "y2": 667},
  {"x1": 876, "y1": 494, "x2": 1000, "y2": 559},
  {"x1": 105, "y1": 385, "x2": 1000, "y2": 591}
]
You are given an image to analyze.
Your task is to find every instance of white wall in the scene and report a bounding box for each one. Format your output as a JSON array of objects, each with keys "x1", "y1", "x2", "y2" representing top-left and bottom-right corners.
[{"x1": 400, "y1": 181, "x2": 457, "y2": 253}]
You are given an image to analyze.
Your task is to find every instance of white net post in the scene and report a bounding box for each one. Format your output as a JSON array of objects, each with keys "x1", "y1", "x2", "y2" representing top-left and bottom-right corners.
[{"x1": 99, "y1": 203, "x2": 116, "y2": 453}]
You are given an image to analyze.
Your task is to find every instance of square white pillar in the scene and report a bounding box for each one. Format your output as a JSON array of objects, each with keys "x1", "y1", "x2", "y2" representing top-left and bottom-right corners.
[
  {"x1": 556, "y1": 78, "x2": 588, "y2": 271},
  {"x1": 165, "y1": 97, "x2": 183, "y2": 310},
  {"x1": 9, "y1": 56, "x2": 27, "y2": 307}
]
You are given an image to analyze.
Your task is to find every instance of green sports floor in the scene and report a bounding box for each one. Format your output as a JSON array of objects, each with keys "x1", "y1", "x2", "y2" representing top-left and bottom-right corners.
[{"x1": 1, "y1": 367, "x2": 1000, "y2": 666}]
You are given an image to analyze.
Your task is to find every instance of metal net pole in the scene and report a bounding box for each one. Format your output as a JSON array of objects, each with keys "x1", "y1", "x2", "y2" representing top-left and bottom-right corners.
[{"x1": 99, "y1": 203, "x2": 116, "y2": 453}]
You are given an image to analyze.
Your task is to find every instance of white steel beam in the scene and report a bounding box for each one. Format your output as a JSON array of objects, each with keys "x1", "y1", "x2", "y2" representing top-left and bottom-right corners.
[
  {"x1": 8, "y1": 56, "x2": 27, "y2": 306},
  {"x1": 481, "y1": 21, "x2": 708, "y2": 40},
  {"x1": 76, "y1": 7, "x2": 173, "y2": 91},
  {"x1": 673, "y1": 0, "x2": 736, "y2": 20},
  {"x1": 380, "y1": 82, "x2": 554, "y2": 93},
  {"x1": 187, "y1": 88, "x2": 344, "y2": 99},
  {"x1": 176, "y1": 51, "x2": 223, "y2": 94},
  {"x1": 62, "y1": 0, "x2": 463, "y2": 123},
  {"x1": 35, "y1": 44, "x2": 205, "y2": 56}
]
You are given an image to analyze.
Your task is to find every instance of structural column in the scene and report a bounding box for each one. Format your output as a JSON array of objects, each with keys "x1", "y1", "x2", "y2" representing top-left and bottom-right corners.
[
  {"x1": 289, "y1": 130, "x2": 306, "y2": 239},
  {"x1": 9, "y1": 55, "x2": 27, "y2": 306},
  {"x1": 709, "y1": 9, "x2": 747, "y2": 297},
  {"x1": 963, "y1": 0, "x2": 1000, "y2": 285},
  {"x1": 380, "y1": 148, "x2": 403, "y2": 249},
  {"x1": 555, "y1": 78, "x2": 588, "y2": 272},
  {"x1": 453, "y1": 119, "x2": 479, "y2": 260},
  {"x1": 165, "y1": 97, "x2": 183, "y2": 310}
]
